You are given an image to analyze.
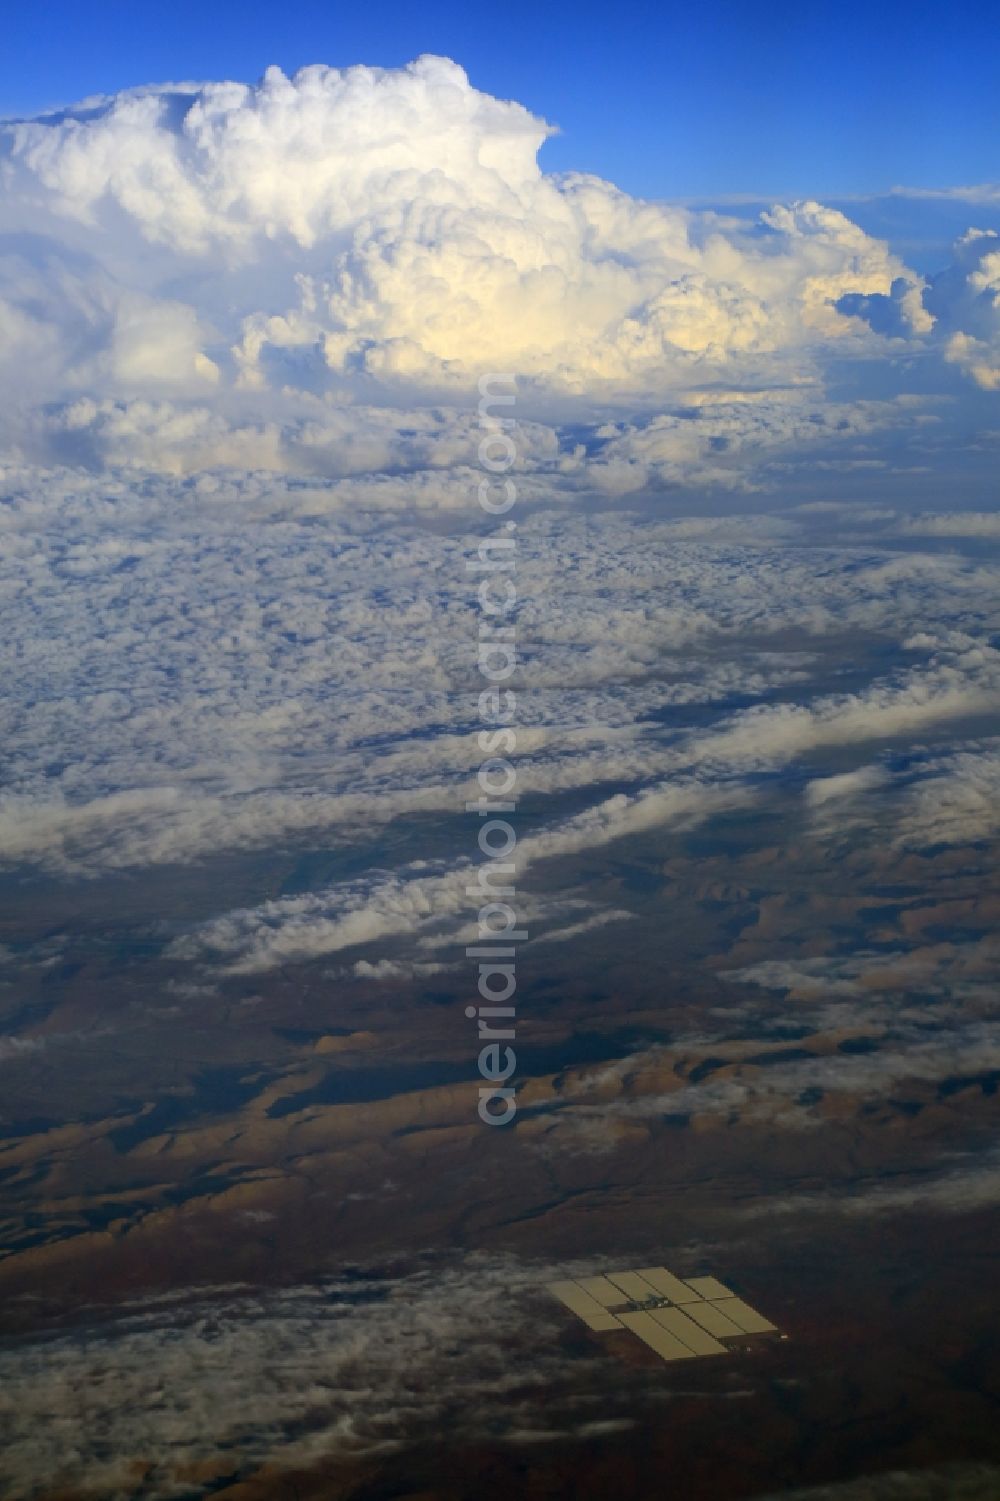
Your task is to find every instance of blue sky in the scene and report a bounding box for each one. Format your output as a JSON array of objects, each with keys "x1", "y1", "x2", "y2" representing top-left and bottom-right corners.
[{"x1": 3, "y1": 0, "x2": 998, "y2": 200}]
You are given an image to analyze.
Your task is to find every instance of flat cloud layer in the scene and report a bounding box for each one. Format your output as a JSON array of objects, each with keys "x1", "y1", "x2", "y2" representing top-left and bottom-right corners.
[{"x1": 1, "y1": 489, "x2": 997, "y2": 885}]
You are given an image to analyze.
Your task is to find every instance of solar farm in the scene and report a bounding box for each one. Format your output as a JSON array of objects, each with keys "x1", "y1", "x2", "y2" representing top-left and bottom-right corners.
[{"x1": 548, "y1": 1267, "x2": 779, "y2": 1363}]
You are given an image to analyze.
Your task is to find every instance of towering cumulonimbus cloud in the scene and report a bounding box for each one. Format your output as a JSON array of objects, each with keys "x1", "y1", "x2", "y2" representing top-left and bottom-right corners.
[{"x1": 0, "y1": 55, "x2": 953, "y2": 474}]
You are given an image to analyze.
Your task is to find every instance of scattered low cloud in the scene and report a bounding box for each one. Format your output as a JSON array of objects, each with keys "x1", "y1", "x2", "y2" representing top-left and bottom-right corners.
[
  {"x1": 0, "y1": 1253, "x2": 624, "y2": 1500},
  {"x1": 754, "y1": 1463, "x2": 1000, "y2": 1500}
]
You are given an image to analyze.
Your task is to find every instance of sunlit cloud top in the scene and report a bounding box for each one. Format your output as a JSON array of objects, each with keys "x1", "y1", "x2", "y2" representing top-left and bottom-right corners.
[{"x1": 2, "y1": 56, "x2": 999, "y2": 481}]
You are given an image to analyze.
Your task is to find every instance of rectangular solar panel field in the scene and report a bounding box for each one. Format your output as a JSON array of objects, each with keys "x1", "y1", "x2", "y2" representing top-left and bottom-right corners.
[
  {"x1": 684, "y1": 1276, "x2": 733, "y2": 1300},
  {"x1": 607, "y1": 1270, "x2": 659, "y2": 1302},
  {"x1": 683, "y1": 1300, "x2": 747, "y2": 1338},
  {"x1": 649, "y1": 1306, "x2": 727, "y2": 1356},
  {"x1": 618, "y1": 1310, "x2": 701, "y2": 1362},
  {"x1": 576, "y1": 1274, "x2": 629, "y2": 1308},
  {"x1": 634, "y1": 1266, "x2": 704, "y2": 1303},
  {"x1": 547, "y1": 1280, "x2": 623, "y2": 1331},
  {"x1": 713, "y1": 1297, "x2": 777, "y2": 1335}
]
